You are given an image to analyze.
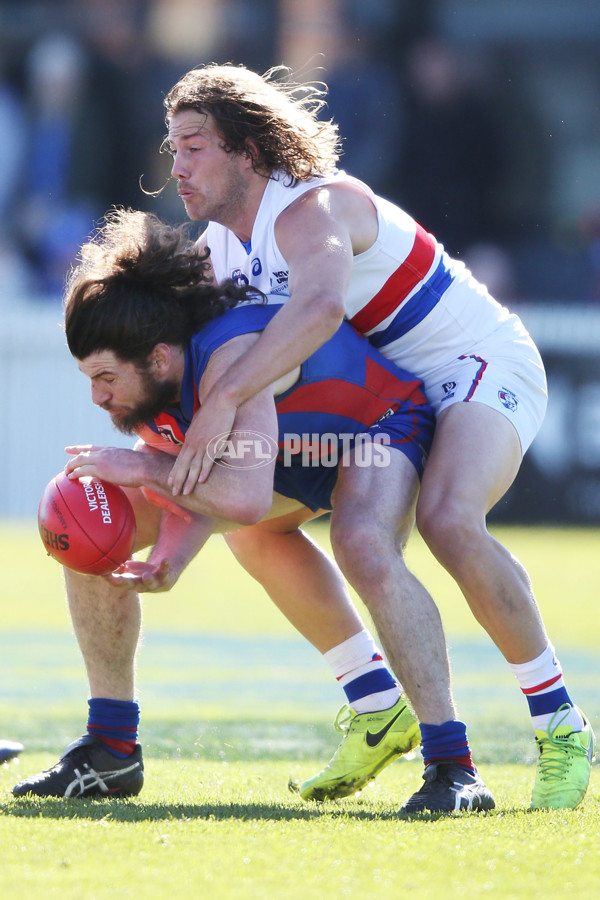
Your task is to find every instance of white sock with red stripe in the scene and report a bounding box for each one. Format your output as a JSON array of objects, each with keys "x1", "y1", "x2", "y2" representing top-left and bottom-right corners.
[
  {"x1": 323, "y1": 629, "x2": 401, "y2": 714},
  {"x1": 508, "y1": 644, "x2": 584, "y2": 733}
]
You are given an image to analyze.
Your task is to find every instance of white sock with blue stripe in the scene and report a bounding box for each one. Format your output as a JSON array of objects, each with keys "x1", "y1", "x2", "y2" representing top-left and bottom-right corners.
[
  {"x1": 324, "y1": 629, "x2": 401, "y2": 714},
  {"x1": 509, "y1": 644, "x2": 584, "y2": 734}
]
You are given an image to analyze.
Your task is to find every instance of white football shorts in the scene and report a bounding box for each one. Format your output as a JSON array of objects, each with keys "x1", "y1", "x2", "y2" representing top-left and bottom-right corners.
[{"x1": 373, "y1": 270, "x2": 548, "y2": 454}]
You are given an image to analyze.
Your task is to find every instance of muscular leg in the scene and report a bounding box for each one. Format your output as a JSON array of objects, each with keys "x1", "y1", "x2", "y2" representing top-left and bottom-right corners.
[
  {"x1": 227, "y1": 480, "x2": 455, "y2": 726},
  {"x1": 64, "y1": 488, "x2": 163, "y2": 699},
  {"x1": 65, "y1": 570, "x2": 141, "y2": 700},
  {"x1": 11, "y1": 489, "x2": 169, "y2": 798},
  {"x1": 224, "y1": 508, "x2": 365, "y2": 653},
  {"x1": 227, "y1": 502, "x2": 422, "y2": 802},
  {"x1": 329, "y1": 450, "x2": 456, "y2": 726},
  {"x1": 416, "y1": 402, "x2": 595, "y2": 811},
  {"x1": 321, "y1": 446, "x2": 499, "y2": 812},
  {"x1": 416, "y1": 402, "x2": 548, "y2": 663}
]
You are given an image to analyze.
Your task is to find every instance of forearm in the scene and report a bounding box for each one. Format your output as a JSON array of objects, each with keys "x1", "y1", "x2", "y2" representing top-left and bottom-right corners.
[
  {"x1": 146, "y1": 506, "x2": 217, "y2": 575},
  {"x1": 65, "y1": 440, "x2": 273, "y2": 525},
  {"x1": 214, "y1": 292, "x2": 344, "y2": 408},
  {"x1": 138, "y1": 449, "x2": 271, "y2": 524},
  {"x1": 213, "y1": 189, "x2": 356, "y2": 409},
  {"x1": 107, "y1": 498, "x2": 220, "y2": 594}
]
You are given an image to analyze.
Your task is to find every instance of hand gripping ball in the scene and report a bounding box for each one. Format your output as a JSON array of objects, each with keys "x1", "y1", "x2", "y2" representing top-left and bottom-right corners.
[{"x1": 38, "y1": 471, "x2": 136, "y2": 575}]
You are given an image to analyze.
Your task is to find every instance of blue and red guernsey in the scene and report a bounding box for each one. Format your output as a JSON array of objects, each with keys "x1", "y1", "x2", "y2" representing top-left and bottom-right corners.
[{"x1": 140, "y1": 302, "x2": 435, "y2": 511}]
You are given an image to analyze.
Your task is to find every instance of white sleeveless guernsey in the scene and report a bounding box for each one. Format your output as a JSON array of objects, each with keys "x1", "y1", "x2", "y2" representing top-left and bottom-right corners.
[{"x1": 206, "y1": 170, "x2": 547, "y2": 452}]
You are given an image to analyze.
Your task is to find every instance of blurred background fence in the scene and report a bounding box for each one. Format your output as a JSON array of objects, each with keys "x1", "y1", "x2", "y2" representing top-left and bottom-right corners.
[{"x1": 1, "y1": 0, "x2": 599, "y2": 522}]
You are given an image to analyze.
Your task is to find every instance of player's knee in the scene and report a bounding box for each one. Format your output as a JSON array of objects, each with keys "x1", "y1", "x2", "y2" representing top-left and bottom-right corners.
[
  {"x1": 416, "y1": 494, "x2": 480, "y2": 563},
  {"x1": 330, "y1": 516, "x2": 396, "y2": 587}
]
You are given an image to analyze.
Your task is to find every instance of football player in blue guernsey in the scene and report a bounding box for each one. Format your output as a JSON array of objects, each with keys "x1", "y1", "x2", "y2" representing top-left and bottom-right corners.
[
  {"x1": 157, "y1": 63, "x2": 594, "y2": 812},
  {"x1": 138, "y1": 300, "x2": 433, "y2": 517},
  {"x1": 13, "y1": 209, "x2": 495, "y2": 814}
]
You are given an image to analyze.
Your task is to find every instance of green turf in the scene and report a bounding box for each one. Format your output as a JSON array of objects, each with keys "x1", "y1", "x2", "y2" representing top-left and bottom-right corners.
[
  {"x1": 1, "y1": 522, "x2": 599, "y2": 898},
  {"x1": 1, "y1": 758, "x2": 599, "y2": 900}
]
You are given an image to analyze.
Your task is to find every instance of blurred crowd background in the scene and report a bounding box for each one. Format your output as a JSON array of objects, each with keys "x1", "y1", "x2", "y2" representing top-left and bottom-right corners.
[
  {"x1": 1, "y1": 0, "x2": 600, "y2": 522},
  {"x1": 1, "y1": 0, "x2": 600, "y2": 308}
]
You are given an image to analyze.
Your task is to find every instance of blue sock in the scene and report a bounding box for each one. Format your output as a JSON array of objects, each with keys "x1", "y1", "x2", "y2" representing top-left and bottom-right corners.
[
  {"x1": 419, "y1": 720, "x2": 474, "y2": 772},
  {"x1": 87, "y1": 698, "x2": 140, "y2": 758}
]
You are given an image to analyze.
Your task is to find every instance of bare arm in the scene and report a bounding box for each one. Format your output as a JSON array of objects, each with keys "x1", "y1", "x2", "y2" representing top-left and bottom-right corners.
[
  {"x1": 170, "y1": 183, "x2": 377, "y2": 493},
  {"x1": 107, "y1": 503, "x2": 218, "y2": 593}
]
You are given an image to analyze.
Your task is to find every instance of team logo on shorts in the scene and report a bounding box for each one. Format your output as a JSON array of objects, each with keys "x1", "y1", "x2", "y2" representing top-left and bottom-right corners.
[
  {"x1": 441, "y1": 381, "x2": 456, "y2": 401},
  {"x1": 498, "y1": 388, "x2": 518, "y2": 412}
]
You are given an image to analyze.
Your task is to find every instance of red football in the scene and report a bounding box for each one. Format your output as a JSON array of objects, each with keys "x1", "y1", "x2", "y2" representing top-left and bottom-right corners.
[{"x1": 38, "y1": 471, "x2": 136, "y2": 575}]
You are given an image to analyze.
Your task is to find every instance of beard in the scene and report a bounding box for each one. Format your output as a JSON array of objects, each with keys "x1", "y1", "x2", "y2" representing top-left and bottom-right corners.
[{"x1": 109, "y1": 370, "x2": 180, "y2": 436}]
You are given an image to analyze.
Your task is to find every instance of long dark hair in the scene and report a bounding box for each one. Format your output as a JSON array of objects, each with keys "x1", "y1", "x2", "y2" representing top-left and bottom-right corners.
[{"x1": 64, "y1": 208, "x2": 258, "y2": 363}]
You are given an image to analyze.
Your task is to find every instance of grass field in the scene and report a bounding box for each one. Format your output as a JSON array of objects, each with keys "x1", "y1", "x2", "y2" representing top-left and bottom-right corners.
[{"x1": 1, "y1": 521, "x2": 599, "y2": 899}]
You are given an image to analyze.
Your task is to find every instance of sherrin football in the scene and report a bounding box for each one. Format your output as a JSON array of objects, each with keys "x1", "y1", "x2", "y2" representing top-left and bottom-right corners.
[{"x1": 38, "y1": 471, "x2": 136, "y2": 575}]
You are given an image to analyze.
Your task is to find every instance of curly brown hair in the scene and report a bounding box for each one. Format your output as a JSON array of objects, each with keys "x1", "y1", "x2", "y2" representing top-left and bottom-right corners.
[
  {"x1": 163, "y1": 63, "x2": 342, "y2": 181},
  {"x1": 64, "y1": 208, "x2": 257, "y2": 362}
]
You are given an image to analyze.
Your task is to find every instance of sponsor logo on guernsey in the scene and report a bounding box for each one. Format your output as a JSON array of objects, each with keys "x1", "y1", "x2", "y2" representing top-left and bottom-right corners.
[
  {"x1": 231, "y1": 268, "x2": 250, "y2": 286},
  {"x1": 157, "y1": 424, "x2": 183, "y2": 445},
  {"x1": 269, "y1": 269, "x2": 289, "y2": 294},
  {"x1": 498, "y1": 388, "x2": 518, "y2": 412},
  {"x1": 375, "y1": 407, "x2": 395, "y2": 423}
]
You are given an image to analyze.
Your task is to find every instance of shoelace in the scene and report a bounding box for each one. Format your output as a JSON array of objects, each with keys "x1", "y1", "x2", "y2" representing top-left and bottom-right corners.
[
  {"x1": 537, "y1": 704, "x2": 587, "y2": 783},
  {"x1": 333, "y1": 704, "x2": 356, "y2": 734}
]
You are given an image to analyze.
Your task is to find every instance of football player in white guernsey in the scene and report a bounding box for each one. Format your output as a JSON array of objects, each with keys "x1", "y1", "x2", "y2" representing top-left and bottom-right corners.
[{"x1": 160, "y1": 63, "x2": 595, "y2": 813}]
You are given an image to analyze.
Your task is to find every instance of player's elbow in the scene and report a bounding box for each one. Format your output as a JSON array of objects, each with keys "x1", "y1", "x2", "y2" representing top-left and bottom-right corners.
[
  {"x1": 234, "y1": 489, "x2": 273, "y2": 525},
  {"x1": 232, "y1": 504, "x2": 269, "y2": 527},
  {"x1": 212, "y1": 487, "x2": 272, "y2": 527},
  {"x1": 316, "y1": 291, "x2": 345, "y2": 332}
]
